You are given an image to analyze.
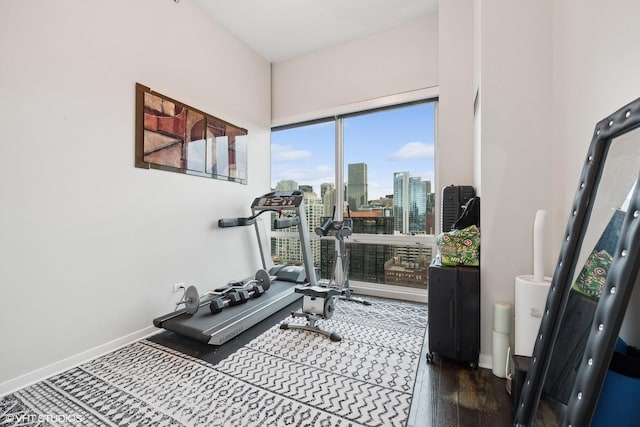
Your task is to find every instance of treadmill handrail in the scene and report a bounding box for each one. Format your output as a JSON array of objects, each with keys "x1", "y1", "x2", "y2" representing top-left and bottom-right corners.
[
  {"x1": 218, "y1": 209, "x2": 275, "y2": 228},
  {"x1": 218, "y1": 217, "x2": 255, "y2": 228},
  {"x1": 274, "y1": 216, "x2": 301, "y2": 229}
]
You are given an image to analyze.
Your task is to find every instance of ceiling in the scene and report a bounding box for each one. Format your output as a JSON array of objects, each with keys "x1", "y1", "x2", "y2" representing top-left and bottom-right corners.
[{"x1": 195, "y1": 0, "x2": 439, "y2": 63}]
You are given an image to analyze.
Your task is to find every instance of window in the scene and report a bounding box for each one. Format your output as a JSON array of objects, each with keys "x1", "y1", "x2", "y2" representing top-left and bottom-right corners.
[{"x1": 271, "y1": 100, "x2": 437, "y2": 291}]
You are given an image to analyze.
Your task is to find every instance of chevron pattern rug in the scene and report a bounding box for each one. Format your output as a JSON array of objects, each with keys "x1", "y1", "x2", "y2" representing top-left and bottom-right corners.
[{"x1": 0, "y1": 297, "x2": 427, "y2": 426}]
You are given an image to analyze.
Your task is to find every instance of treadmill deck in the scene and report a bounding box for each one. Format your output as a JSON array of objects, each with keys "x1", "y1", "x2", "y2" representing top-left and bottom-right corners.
[{"x1": 153, "y1": 280, "x2": 302, "y2": 345}]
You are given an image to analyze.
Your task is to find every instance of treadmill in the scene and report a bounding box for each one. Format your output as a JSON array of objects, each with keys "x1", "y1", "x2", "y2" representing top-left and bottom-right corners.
[{"x1": 153, "y1": 190, "x2": 318, "y2": 345}]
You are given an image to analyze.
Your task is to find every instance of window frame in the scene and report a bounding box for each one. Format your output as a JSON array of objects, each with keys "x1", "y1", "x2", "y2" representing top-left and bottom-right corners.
[{"x1": 271, "y1": 91, "x2": 439, "y2": 300}]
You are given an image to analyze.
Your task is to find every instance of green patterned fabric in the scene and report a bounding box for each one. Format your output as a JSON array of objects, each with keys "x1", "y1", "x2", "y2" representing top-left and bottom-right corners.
[
  {"x1": 572, "y1": 249, "x2": 613, "y2": 300},
  {"x1": 436, "y1": 225, "x2": 480, "y2": 266}
]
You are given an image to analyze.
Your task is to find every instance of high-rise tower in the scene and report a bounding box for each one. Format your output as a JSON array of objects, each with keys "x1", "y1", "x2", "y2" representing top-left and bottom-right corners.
[
  {"x1": 393, "y1": 172, "x2": 431, "y2": 234},
  {"x1": 347, "y1": 163, "x2": 368, "y2": 210},
  {"x1": 275, "y1": 179, "x2": 298, "y2": 191}
]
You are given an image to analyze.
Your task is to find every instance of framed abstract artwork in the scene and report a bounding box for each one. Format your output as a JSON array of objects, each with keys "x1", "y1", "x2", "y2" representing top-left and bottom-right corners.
[{"x1": 135, "y1": 83, "x2": 248, "y2": 184}]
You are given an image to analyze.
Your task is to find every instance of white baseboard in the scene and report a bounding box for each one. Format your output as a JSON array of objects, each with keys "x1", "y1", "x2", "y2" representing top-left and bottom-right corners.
[
  {"x1": 479, "y1": 353, "x2": 492, "y2": 370},
  {"x1": 0, "y1": 326, "x2": 160, "y2": 398}
]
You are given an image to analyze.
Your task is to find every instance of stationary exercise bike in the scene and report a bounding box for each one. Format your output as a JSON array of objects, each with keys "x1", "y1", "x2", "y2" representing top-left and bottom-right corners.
[{"x1": 279, "y1": 209, "x2": 371, "y2": 341}]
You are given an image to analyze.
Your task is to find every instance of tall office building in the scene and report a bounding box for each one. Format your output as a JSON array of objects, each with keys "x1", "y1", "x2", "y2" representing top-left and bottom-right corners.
[
  {"x1": 393, "y1": 172, "x2": 408, "y2": 234},
  {"x1": 393, "y1": 172, "x2": 431, "y2": 234},
  {"x1": 321, "y1": 184, "x2": 336, "y2": 217},
  {"x1": 320, "y1": 183, "x2": 333, "y2": 199},
  {"x1": 271, "y1": 193, "x2": 323, "y2": 266},
  {"x1": 275, "y1": 179, "x2": 298, "y2": 191},
  {"x1": 299, "y1": 184, "x2": 314, "y2": 195},
  {"x1": 408, "y1": 177, "x2": 428, "y2": 233},
  {"x1": 347, "y1": 163, "x2": 368, "y2": 210}
]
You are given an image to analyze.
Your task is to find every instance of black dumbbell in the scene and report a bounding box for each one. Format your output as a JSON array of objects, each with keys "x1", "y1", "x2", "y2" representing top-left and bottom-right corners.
[
  {"x1": 209, "y1": 291, "x2": 243, "y2": 314},
  {"x1": 236, "y1": 289, "x2": 250, "y2": 304},
  {"x1": 209, "y1": 298, "x2": 225, "y2": 314},
  {"x1": 227, "y1": 291, "x2": 242, "y2": 306},
  {"x1": 251, "y1": 284, "x2": 265, "y2": 298}
]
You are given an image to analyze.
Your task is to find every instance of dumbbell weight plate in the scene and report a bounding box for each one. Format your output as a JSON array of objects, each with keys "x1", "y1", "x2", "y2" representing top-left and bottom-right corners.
[
  {"x1": 255, "y1": 269, "x2": 271, "y2": 292},
  {"x1": 252, "y1": 284, "x2": 265, "y2": 298},
  {"x1": 236, "y1": 289, "x2": 250, "y2": 303},
  {"x1": 209, "y1": 298, "x2": 225, "y2": 314},
  {"x1": 185, "y1": 285, "x2": 201, "y2": 315},
  {"x1": 227, "y1": 291, "x2": 242, "y2": 306}
]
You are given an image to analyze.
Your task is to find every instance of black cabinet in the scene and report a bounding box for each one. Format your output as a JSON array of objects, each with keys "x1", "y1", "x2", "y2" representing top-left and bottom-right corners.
[{"x1": 427, "y1": 263, "x2": 480, "y2": 368}]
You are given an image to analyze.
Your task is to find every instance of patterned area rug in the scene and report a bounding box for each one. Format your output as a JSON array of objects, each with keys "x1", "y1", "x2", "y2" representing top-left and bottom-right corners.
[{"x1": 0, "y1": 297, "x2": 427, "y2": 426}]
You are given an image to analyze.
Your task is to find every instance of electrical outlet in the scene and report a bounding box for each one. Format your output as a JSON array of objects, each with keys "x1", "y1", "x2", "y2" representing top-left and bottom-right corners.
[{"x1": 173, "y1": 282, "x2": 185, "y2": 293}]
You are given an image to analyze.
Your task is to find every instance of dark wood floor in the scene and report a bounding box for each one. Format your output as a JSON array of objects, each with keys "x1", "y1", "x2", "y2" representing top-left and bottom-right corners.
[
  {"x1": 150, "y1": 298, "x2": 515, "y2": 427},
  {"x1": 408, "y1": 335, "x2": 513, "y2": 427}
]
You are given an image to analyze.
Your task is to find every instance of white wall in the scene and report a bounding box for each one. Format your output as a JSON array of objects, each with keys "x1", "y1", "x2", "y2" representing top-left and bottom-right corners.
[
  {"x1": 473, "y1": 0, "x2": 482, "y2": 193},
  {"x1": 271, "y1": 14, "x2": 439, "y2": 125},
  {"x1": 551, "y1": 0, "x2": 640, "y2": 260},
  {"x1": 0, "y1": 0, "x2": 271, "y2": 387},
  {"x1": 552, "y1": 0, "x2": 640, "y2": 345},
  {"x1": 476, "y1": 0, "x2": 640, "y2": 365},
  {"x1": 438, "y1": 0, "x2": 475, "y2": 203},
  {"x1": 478, "y1": 0, "x2": 554, "y2": 360}
]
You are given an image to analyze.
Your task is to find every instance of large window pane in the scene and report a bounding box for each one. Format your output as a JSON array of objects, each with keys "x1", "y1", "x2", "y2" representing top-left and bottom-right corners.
[
  {"x1": 270, "y1": 121, "x2": 335, "y2": 267},
  {"x1": 343, "y1": 102, "x2": 436, "y2": 235},
  {"x1": 342, "y1": 102, "x2": 436, "y2": 290},
  {"x1": 271, "y1": 120, "x2": 335, "y2": 206}
]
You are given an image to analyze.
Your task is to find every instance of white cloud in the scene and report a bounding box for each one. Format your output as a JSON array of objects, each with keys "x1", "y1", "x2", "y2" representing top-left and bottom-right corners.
[
  {"x1": 271, "y1": 143, "x2": 312, "y2": 162},
  {"x1": 388, "y1": 141, "x2": 434, "y2": 160},
  {"x1": 273, "y1": 164, "x2": 332, "y2": 182}
]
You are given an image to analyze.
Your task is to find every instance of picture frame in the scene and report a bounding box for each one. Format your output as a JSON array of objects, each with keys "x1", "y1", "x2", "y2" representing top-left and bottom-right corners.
[{"x1": 135, "y1": 83, "x2": 248, "y2": 184}]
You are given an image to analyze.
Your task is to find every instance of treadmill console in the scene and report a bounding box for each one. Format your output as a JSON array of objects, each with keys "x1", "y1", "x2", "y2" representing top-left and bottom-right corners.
[{"x1": 251, "y1": 191, "x2": 304, "y2": 209}]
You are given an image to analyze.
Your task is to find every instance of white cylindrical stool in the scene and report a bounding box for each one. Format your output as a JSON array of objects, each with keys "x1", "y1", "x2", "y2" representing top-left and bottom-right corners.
[{"x1": 492, "y1": 301, "x2": 512, "y2": 378}]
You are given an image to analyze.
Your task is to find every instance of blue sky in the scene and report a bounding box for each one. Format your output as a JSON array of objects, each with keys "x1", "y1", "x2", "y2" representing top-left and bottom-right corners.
[{"x1": 271, "y1": 102, "x2": 436, "y2": 200}]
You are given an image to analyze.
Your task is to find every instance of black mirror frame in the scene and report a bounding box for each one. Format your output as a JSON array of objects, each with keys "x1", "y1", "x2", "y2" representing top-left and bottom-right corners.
[{"x1": 514, "y1": 96, "x2": 640, "y2": 426}]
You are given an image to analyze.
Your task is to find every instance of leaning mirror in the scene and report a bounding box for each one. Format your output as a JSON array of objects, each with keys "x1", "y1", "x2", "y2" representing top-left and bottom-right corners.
[{"x1": 514, "y1": 96, "x2": 640, "y2": 426}]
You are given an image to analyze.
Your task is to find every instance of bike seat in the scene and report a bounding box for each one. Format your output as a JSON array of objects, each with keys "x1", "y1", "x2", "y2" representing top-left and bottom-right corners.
[{"x1": 294, "y1": 285, "x2": 340, "y2": 298}]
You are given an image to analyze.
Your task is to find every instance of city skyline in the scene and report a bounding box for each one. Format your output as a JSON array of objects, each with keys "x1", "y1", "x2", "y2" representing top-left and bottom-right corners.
[
  {"x1": 274, "y1": 165, "x2": 436, "y2": 235},
  {"x1": 271, "y1": 102, "x2": 436, "y2": 200},
  {"x1": 274, "y1": 169, "x2": 432, "y2": 203}
]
